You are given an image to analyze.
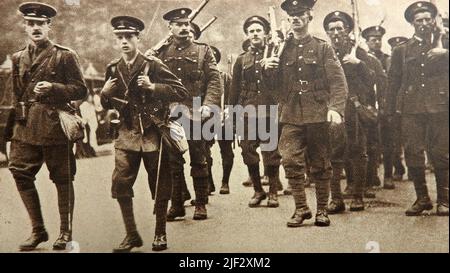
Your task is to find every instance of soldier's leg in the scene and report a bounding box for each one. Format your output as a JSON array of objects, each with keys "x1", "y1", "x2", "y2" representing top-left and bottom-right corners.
[
  {"x1": 188, "y1": 139, "x2": 209, "y2": 220},
  {"x1": 8, "y1": 141, "x2": 48, "y2": 251},
  {"x1": 205, "y1": 140, "x2": 215, "y2": 194},
  {"x1": 142, "y1": 149, "x2": 171, "y2": 251},
  {"x1": 218, "y1": 139, "x2": 234, "y2": 194},
  {"x1": 403, "y1": 115, "x2": 433, "y2": 216},
  {"x1": 328, "y1": 123, "x2": 346, "y2": 214},
  {"x1": 112, "y1": 149, "x2": 143, "y2": 253},
  {"x1": 343, "y1": 157, "x2": 354, "y2": 198},
  {"x1": 380, "y1": 116, "x2": 396, "y2": 189},
  {"x1": 241, "y1": 138, "x2": 266, "y2": 207},
  {"x1": 262, "y1": 149, "x2": 282, "y2": 208},
  {"x1": 279, "y1": 124, "x2": 311, "y2": 227},
  {"x1": 167, "y1": 150, "x2": 187, "y2": 220},
  {"x1": 366, "y1": 124, "x2": 381, "y2": 190},
  {"x1": 44, "y1": 143, "x2": 77, "y2": 250},
  {"x1": 306, "y1": 122, "x2": 332, "y2": 226},
  {"x1": 346, "y1": 117, "x2": 369, "y2": 211},
  {"x1": 427, "y1": 113, "x2": 449, "y2": 216},
  {"x1": 392, "y1": 114, "x2": 406, "y2": 180}
]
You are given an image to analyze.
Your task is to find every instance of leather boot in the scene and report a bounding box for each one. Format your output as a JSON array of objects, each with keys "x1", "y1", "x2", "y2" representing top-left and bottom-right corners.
[
  {"x1": 152, "y1": 234, "x2": 168, "y2": 251},
  {"x1": 113, "y1": 232, "x2": 143, "y2": 253},
  {"x1": 327, "y1": 200, "x2": 346, "y2": 214},
  {"x1": 435, "y1": 169, "x2": 449, "y2": 217},
  {"x1": 17, "y1": 188, "x2": 48, "y2": 251},
  {"x1": 242, "y1": 176, "x2": 253, "y2": 187},
  {"x1": 267, "y1": 166, "x2": 280, "y2": 207},
  {"x1": 220, "y1": 164, "x2": 233, "y2": 194},
  {"x1": 193, "y1": 177, "x2": 208, "y2": 220},
  {"x1": 19, "y1": 230, "x2": 49, "y2": 252},
  {"x1": 315, "y1": 209, "x2": 331, "y2": 227},
  {"x1": 53, "y1": 231, "x2": 72, "y2": 250},
  {"x1": 383, "y1": 177, "x2": 395, "y2": 190},
  {"x1": 406, "y1": 168, "x2": 433, "y2": 216},
  {"x1": 248, "y1": 165, "x2": 266, "y2": 207},
  {"x1": 287, "y1": 207, "x2": 312, "y2": 228}
]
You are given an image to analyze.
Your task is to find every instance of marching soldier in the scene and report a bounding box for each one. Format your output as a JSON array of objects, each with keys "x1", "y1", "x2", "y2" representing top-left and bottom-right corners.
[
  {"x1": 363, "y1": 25, "x2": 405, "y2": 189},
  {"x1": 388, "y1": 37, "x2": 409, "y2": 50},
  {"x1": 100, "y1": 16, "x2": 188, "y2": 252},
  {"x1": 229, "y1": 16, "x2": 282, "y2": 208},
  {"x1": 387, "y1": 1, "x2": 449, "y2": 216},
  {"x1": 208, "y1": 45, "x2": 234, "y2": 195},
  {"x1": 323, "y1": 11, "x2": 380, "y2": 213},
  {"x1": 6, "y1": 2, "x2": 87, "y2": 251},
  {"x1": 263, "y1": 0, "x2": 348, "y2": 226},
  {"x1": 152, "y1": 8, "x2": 222, "y2": 221}
]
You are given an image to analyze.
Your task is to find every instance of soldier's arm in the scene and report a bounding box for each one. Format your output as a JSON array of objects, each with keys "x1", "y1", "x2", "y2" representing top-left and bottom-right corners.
[
  {"x1": 357, "y1": 50, "x2": 377, "y2": 88},
  {"x1": 45, "y1": 51, "x2": 88, "y2": 103},
  {"x1": 100, "y1": 66, "x2": 113, "y2": 110},
  {"x1": 366, "y1": 55, "x2": 387, "y2": 110},
  {"x1": 202, "y1": 46, "x2": 223, "y2": 107},
  {"x1": 150, "y1": 58, "x2": 189, "y2": 103},
  {"x1": 228, "y1": 56, "x2": 243, "y2": 106},
  {"x1": 323, "y1": 44, "x2": 348, "y2": 117},
  {"x1": 386, "y1": 46, "x2": 403, "y2": 115}
]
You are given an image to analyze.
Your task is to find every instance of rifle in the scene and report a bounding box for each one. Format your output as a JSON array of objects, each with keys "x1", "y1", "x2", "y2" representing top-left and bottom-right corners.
[
  {"x1": 430, "y1": 0, "x2": 446, "y2": 49},
  {"x1": 350, "y1": 0, "x2": 362, "y2": 58},
  {"x1": 265, "y1": 6, "x2": 288, "y2": 58},
  {"x1": 151, "y1": 0, "x2": 211, "y2": 54},
  {"x1": 201, "y1": 16, "x2": 218, "y2": 33}
]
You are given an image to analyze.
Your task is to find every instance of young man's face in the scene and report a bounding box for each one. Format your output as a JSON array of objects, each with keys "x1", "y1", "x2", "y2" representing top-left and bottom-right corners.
[
  {"x1": 115, "y1": 33, "x2": 139, "y2": 54},
  {"x1": 169, "y1": 21, "x2": 191, "y2": 39},
  {"x1": 366, "y1": 36, "x2": 382, "y2": 51},
  {"x1": 287, "y1": 11, "x2": 310, "y2": 32},
  {"x1": 327, "y1": 20, "x2": 349, "y2": 47},
  {"x1": 246, "y1": 23, "x2": 266, "y2": 48},
  {"x1": 24, "y1": 19, "x2": 50, "y2": 43},
  {"x1": 412, "y1": 11, "x2": 435, "y2": 36}
]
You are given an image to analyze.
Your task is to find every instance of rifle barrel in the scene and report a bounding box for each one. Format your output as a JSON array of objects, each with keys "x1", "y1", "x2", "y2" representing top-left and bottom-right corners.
[{"x1": 200, "y1": 16, "x2": 217, "y2": 33}]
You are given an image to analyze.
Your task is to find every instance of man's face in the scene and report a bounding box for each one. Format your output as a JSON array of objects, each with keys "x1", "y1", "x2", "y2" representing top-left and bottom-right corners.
[
  {"x1": 24, "y1": 19, "x2": 50, "y2": 43},
  {"x1": 115, "y1": 33, "x2": 139, "y2": 54},
  {"x1": 412, "y1": 11, "x2": 436, "y2": 36},
  {"x1": 327, "y1": 20, "x2": 349, "y2": 47},
  {"x1": 246, "y1": 23, "x2": 266, "y2": 47},
  {"x1": 169, "y1": 21, "x2": 191, "y2": 39},
  {"x1": 287, "y1": 11, "x2": 310, "y2": 32},
  {"x1": 366, "y1": 36, "x2": 382, "y2": 51}
]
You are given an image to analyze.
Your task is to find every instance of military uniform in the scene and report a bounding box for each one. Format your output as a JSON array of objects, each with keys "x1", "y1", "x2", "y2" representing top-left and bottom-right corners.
[
  {"x1": 206, "y1": 46, "x2": 234, "y2": 195},
  {"x1": 324, "y1": 11, "x2": 380, "y2": 211},
  {"x1": 101, "y1": 16, "x2": 188, "y2": 252},
  {"x1": 229, "y1": 16, "x2": 282, "y2": 207},
  {"x1": 387, "y1": 1, "x2": 449, "y2": 216},
  {"x1": 7, "y1": 2, "x2": 87, "y2": 251},
  {"x1": 363, "y1": 26, "x2": 405, "y2": 189},
  {"x1": 266, "y1": 0, "x2": 348, "y2": 227},
  {"x1": 156, "y1": 8, "x2": 222, "y2": 220}
]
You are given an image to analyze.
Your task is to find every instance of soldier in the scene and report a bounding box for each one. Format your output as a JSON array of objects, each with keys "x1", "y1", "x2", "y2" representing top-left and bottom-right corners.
[
  {"x1": 100, "y1": 16, "x2": 188, "y2": 252},
  {"x1": 263, "y1": 0, "x2": 348, "y2": 226},
  {"x1": 208, "y1": 45, "x2": 234, "y2": 195},
  {"x1": 323, "y1": 11, "x2": 379, "y2": 213},
  {"x1": 387, "y1": 1, "x2": 449, "y2": 217},
  {"x1": 229, "y1": 16, "x2": 282, "y2": 208},
  {"x1": 153, "y1": 8, "x2": 222, "y2": 221},
  {"x1": 6, "y1": 2, "x2": 87, "y2": 251},
  {"x1": 388, "y1": 37, "x2": 409, "y2": 50},
  {"x1": 363, "y1": 26, "x2": 405, "y2": 189}
]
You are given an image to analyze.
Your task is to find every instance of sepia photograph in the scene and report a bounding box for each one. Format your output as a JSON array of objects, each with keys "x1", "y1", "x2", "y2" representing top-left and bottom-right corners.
[{"x1": 0, "y1": 0, "x2": 448, "y2": 258}]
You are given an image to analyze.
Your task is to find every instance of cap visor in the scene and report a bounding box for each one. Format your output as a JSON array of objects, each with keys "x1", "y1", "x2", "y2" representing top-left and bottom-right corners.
[
  {"x1": 113, "y1": 29, "x2": 139, "y2": 34},
  {"x1": 24, "y1": 16, "x2": 50, "y2": 22}
]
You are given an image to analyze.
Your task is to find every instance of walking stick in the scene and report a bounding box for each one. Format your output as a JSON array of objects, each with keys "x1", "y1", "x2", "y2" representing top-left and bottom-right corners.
[{"x1": 153, "y1": 136, "x2": 164, "y2": 215}]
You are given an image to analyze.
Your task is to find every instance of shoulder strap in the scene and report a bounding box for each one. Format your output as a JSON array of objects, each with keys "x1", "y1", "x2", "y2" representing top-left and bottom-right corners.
[{"x1": 198, "y1": 45, "x2": 206, "y2": 71}]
